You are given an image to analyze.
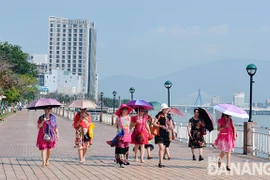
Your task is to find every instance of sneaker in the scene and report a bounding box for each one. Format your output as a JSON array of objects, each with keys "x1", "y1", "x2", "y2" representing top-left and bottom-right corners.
[{"x1": 120, "y1": 164, "x2": 125, "y2": 168}]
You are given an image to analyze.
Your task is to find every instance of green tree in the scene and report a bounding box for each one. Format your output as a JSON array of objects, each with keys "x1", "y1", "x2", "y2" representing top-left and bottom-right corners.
[
  {"x1": 0, "y1": 42, "x2": 37, "y2": 76},
  {"x1": 0, "y1": 42, "x2": 38, "y2": 104}
]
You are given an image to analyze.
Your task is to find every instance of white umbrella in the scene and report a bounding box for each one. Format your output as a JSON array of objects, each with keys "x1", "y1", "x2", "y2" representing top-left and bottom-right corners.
[{"x1": 68, "y1": 99, "x2": 97, "y2": 109}]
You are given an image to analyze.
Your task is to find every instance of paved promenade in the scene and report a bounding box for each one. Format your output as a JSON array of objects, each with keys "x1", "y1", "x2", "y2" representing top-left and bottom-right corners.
[{"x1": 0, "y1": 110, "x2": 269, "y2": 180}]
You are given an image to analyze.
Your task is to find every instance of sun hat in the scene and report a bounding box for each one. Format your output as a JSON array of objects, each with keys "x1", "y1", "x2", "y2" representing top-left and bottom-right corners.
[
  {"x1": 159, "y1": 103, "x2": 170, "y2": 112},
  {"x1": 115, "y1": 104, "x2": 133, "y2": 116}
]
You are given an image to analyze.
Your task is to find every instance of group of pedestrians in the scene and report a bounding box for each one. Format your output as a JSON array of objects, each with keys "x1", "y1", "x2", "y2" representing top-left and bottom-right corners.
[{"x1": 35, "y1": 103, "x2": 237, "y2": 171}]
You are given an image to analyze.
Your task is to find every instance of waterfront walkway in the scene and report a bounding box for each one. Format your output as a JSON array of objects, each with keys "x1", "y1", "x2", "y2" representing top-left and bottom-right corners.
[{"x1": 0, "y1": 110, "x2": 269, "y2": 180}]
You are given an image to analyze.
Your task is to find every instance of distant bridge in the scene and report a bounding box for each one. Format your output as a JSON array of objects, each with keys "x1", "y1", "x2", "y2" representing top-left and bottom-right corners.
[{"x1": 172, "y1": 104, "x2": 270, "y2": 115}]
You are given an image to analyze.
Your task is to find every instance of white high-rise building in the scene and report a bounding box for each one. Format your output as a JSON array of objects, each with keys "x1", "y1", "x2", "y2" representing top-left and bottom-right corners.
[
  {"x1": 233, "y1": 92, "x2": 245, "y2": 107},
  {"x1": 47, "y1": 16, "x2": 97, "y2": 99}
]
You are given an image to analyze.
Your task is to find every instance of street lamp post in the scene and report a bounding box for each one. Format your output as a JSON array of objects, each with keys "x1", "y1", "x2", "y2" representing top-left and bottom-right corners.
[
  {"x1": 129, "y1": 87, "x2": 135, "y2": 100},
  {"x1": 244, "y1": 64, "x2": 257, "y2": 155},
  {"x1": 246, "y1": 64, "x2": 257, "y2": 122},
  {"x1": 112, "y1": 91, "x2": 117, "y2": 125},
  {"x1": 164, "y1": 80, "x2": 172, "y2": 107},
  {"x1": 100, "y1": 92, "x2": 104, "y2": 122}
]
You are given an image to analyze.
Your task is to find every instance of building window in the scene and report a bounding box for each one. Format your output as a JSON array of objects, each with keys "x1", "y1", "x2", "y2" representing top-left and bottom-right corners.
[
  {"x1": 79, "y1": 34, "x2": 83, "y2": 37},
  {"x1": 62, "y1": 55, "x2": 65, "y2": 59},
  {"x1": 73, "y1": 60, "x2": 76, "y2": 63},
  {"x1": 56, "y1": 51, "x2": 59, "y2": 54},
  {"x1": 57, "y1": 28, "x2": 60, "y2": 32},
  {"x1": 62, "y1": 64, "x2": 65, "y2": 68},
  {"x1": 56, "y1": 60, "x2": 60, "y2": 63},
  {"x1": 63, "y1": 38, "x2": 66, "y2": 41},
  {"x1": 56, "y1": 42, "x2": 60, "y2": 46},
  {"x1": 68, "y1": 33, "x2": 72, "y2": 37},
  {"x1": 79, "y1": 38, "x2": 83, "y2": 41},
  {"x1": 62, "y1": 51, "x2": 65, "y2": 55},
  {"x1": 73, "y1": 47, "x2": 77, "y2": 51},
  {"x1": 73, "y1": 38, "x2": 77, "y2": 41},
  {"x1": 79, "y1": 29, "x2": 83, "y2": 33},
  {"x1": 50, "y1": 33, "x2": 53, "y2": 36},
  {"x1": 68, "y1": 68, "x2": 70, "y2": 71},
  {"x1": 57, "y1": 38, "x2": 60, "y2": 41},
  {"x1": 73, "y1": 55, "x2": 76, "y2": 59},
  {"x1": 62, "y1": 42, "x2": 66, "y2": 46},
  {"x1": 79, "y1": 55, "x2": 82, "y2": 59},
  {"x1": 73, "y1": 51, "x2": 76, "y2": 55},
  {"x1": 74, "y1": 29, "x2": 77, "y2": 33},
  {"x1": 68, "y1": 29, "x2": 71, "y2": 33},
  {"x1": 63, "y1": 24, "x2": 66, "y2": 28},
  {"x1": 73, "y1": 64, "x2": 76, "y2": 68},
  {"x1": 73, "y1": 34, "x2": 77, "y2": 37},
  {"x1": 49, "y1": 51, "x2": 52, "y2": 54},
  {"x1": 79, "y1": 42, "x2": 82, "y2": 46},
  {"x1": 68, "y1": 38, "x2": 71, "y2": 41},
  {"x1": 79, "y1": 51, "x2": 82, "y2": 55},
  {"x1": 57, "y1": 33, "x2": 60, "y2": 36},
  {"x1": 68, "y1": 55, "x2": 71, "y2": 59},
  {"x1": 62, "y1": 60, "x2": 65, "y2": 63},
  {"x1": 56, "y1": 64, "x2": 59, "y2": 67},
  {"x1": 50, "y1": 46, "x2": 53, "y2": 50},
  {"x1": 49, "y1": 59, "x2": 52, "y2": 63},
  {"x1": 78, "y1": 60, "x2": 82, "y2": 64},
  {"x1": 68, "y1": 60, "x2": 71, "y2": 63},
  {"x1": 50, "y1": 28, "x2": 53, "y2": 32},
  {"x1": 65, "y1": 81, "x2": 67, "y2": 83},
  {"x1": 67, "y1": 64, "x2": 71, "y2": 67},
  {"x1": 49, "y1": 55, "x2": 52, "y2": 58},
  {"x1": 57, "y1": 24, "x2": 61, "y2": 27},
  {"x1": 63, "y1": 29, "x2": 66, "y2": 33},
  {"x1": 50, "y1": 24, "x2": 53, "y2": 27},
  {"x1": 73, "y1": 42, "x2": 77, "y2": 46}
]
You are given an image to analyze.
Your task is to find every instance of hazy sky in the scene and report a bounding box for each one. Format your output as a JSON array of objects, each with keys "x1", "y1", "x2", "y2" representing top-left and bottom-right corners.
[{"x1": 1, "y1": 0, "x2": 270, "y2": 79}]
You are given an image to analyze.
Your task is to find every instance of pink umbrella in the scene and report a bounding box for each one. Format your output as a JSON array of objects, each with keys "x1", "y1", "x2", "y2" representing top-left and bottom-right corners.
[
  {"x1": 27, "y1": 98, "x2": 62, "y2": 110},
  {"x1": 169, "y1": 107, "x2": 184, "y2": 116}
]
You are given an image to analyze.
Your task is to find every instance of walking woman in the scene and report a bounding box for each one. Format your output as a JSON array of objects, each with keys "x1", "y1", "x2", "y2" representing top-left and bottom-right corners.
[
  {"x1": 36, "y1": 106, "x2": 59, "y2": 167},
  {"x1": 187, "y1": 108, "x2": 205, "y2": 161},
  {"x1": 115, "y1": 104, "x2": 133, "y2": 168},
  {"x1": 214, "y1": 113, "x2": 237, "y2": 171},
  {"x1": 153, "y1": 103, "x2": 170, "y2": 168},
  {"x1": 73, "y1": 108, "x2": 92, "y2": 163},
  {"x1": 145, "y1": 111, "x2": 154, "y2": 159},
  {"x1": 131, "y1": 108, "x2": 150, "y2": 163}
]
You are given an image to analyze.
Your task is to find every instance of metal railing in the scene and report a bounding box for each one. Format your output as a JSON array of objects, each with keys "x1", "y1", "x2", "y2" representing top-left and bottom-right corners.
[
  {"x1": 53, "y1": 108, "x2": 270, "y2": 159},
  {"x1": 252, "y1": 126, "x2": 270, "y2": 158}
]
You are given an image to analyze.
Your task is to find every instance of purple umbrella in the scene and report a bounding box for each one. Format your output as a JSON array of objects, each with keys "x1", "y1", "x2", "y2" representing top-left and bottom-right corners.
[
  {"x1": 27, "y1": 98, "x2": 62, "y2": 110},
  {"x1": 213, "y1": 104, "x2": 249, "y2": 119},
  {"x1": 126, "y1": 100, "x2": 153, "y2": 110}
]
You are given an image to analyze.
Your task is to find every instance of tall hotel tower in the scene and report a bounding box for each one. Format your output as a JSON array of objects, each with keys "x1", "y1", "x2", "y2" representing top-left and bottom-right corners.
[{"x1": 47, "y1": 16, "x2": 97, "y2": 99}]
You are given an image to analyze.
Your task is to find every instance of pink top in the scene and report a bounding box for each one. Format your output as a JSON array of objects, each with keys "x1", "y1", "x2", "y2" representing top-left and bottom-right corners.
[{"x1": 217, "y1": 117, "x2": 233, "y2": 134}]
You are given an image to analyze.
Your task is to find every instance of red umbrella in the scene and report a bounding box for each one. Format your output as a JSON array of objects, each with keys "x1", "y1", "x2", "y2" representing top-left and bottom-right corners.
[{"x1": 169, "y1": 107, "x2": 184, "y2": 116}]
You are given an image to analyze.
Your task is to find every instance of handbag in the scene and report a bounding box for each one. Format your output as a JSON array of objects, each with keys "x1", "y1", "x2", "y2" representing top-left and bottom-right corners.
[
  {"x1": 43, "y1": 125, "x2": 51, "y2": 142},
  {"x1": 201, "y1": 127, "x2": 206, "y2": 135},
  {"x1": 148, "y1": 134, "x2": 154, "y2": 140},
  {"x1": 83, "y1": 132, "x2": 91, "y2": 142}
]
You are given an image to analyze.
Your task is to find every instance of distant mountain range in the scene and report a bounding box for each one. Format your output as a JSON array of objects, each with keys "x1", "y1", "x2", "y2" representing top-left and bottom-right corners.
[{"x1": 99, "y1": 59, "x2": 270, "y2": 105}]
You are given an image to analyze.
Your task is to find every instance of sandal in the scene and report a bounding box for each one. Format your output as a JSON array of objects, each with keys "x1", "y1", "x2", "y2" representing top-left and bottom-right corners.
[
  {"x1": 158, "y1": 163, "x2": 165, "y2": 168},
  {"x1": 218, "y1": 160, "x2": 221, "y2": 168},
  {"x1": 147, "y1": 156, "x2": 153, "y2": 159}
]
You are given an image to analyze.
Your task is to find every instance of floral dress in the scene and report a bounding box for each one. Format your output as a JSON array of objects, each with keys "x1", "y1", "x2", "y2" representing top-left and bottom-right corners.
[
  {"x1": 73, "y1": 113, "x2": 92, "y2": 149},
  {"x1": 188, "y1": 117, "x2": 206, "y2": 148}
]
